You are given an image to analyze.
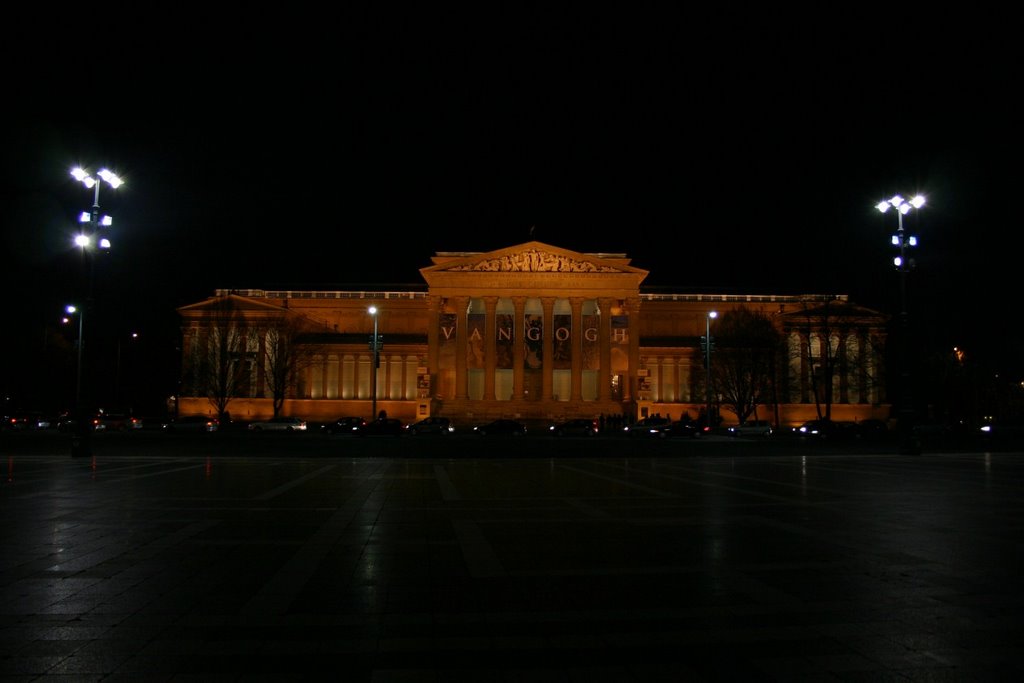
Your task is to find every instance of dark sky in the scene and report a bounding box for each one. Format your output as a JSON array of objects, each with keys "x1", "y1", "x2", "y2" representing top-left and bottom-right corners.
[{"x1": 3, "y1": 8, "x2": 1022, "y2": 386}]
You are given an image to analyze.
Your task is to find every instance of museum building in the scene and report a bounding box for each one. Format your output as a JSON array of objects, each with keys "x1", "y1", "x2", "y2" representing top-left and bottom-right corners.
[{"x1": 175, "y1": 241, "x2": 891, "y2": 427}]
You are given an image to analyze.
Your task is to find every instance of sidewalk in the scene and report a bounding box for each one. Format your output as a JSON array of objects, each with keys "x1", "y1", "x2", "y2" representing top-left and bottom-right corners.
[{"x1": 2, "y1": 445, "x2": 1022, "y2": 680}]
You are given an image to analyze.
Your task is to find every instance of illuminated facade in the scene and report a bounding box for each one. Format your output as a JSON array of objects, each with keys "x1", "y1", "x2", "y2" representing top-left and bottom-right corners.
[{"x1": 176, "y1": 242, "x2": 890, "y2": 426}]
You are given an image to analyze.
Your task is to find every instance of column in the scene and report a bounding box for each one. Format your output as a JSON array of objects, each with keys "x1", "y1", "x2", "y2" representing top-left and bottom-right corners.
[
  {"x1": 799, "y1": 331, "x2": 811, "y2": 404},
  {"x1": 454, "y1": 296, "x2": 470, "y2": 400},
  {"x1": 858, "y1": 329, "x2": 870, "y2": 404},
  {"x1": 427, "y1": 295, "x2": 441, "y2": 396},
  {"x1": 483, "y1": 296, "x2": 498, "y2": 401},
  {"x1": 624, "y1": 297, "x2": 641, "y2": 402},
  {"x1": 570, "y1": 297, "x2": 584, "y2": 401},
  {"x1": 383, "y1": 353, "x2": 392, "y2": 400},
  {"x1": 512, "y1": 297, "x2": 526, "y2": 399},
  {"x1": 541, "y1": 297, "x2": 555, "y2": 401},
  {"x1": 598, "y1": 297, "x2": 613, "y2": 401},
  {"x1": 838, "y1": 331, "x2": 849, "y2": 404},
  {"x1": 353, "y1": 352, "x2": 361, "y2": 400},
  {"x1": 400, "y1": 354, "x2": 408, "y2": 401}
]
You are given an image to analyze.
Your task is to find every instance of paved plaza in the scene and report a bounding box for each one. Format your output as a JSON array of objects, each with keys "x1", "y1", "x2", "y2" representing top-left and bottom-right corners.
[{"x1": 1, "y1": 432, "x2": 1022, "y2": 681}]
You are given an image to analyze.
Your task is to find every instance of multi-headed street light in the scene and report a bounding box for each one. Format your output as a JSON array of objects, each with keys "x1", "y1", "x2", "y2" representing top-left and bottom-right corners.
[
  {"x1": 71, "y1": 167, "x2": 120, "y2": 253},
  {"x1": 876, "y1": 193, "x2": 925, "y2": 453},
  {"x1": 70, "y1": 166, "x2": 122, "y2": 291},
  {"x1": 68, "y1": 167, "x2": 122, "y2": 457}
]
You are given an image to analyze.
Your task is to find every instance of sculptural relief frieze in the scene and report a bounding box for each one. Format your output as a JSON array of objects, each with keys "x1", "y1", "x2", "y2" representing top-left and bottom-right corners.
[{"x1": 446, "y1": 249, "x2": 620, "y2": 273}]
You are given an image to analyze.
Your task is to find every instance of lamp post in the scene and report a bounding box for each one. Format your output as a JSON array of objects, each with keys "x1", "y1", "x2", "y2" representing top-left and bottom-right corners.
[
  {"x1": 703, "y1": 310, "x2": 717, "y2": 432},
  {"x1": 115, "y1": 331, "x2": 139, "y2": 408},
  {"x1": 68, "y1": 167, "x2": 122, "y2": 458},
  {"x1": 876, "y1": 193, "x2": 924, "y2": 453},
  {"x1": 368, "y1": 306, "x2": 380, "y2": 420},
  {"x1": 65, "y1": 305, "x2": 84, "y2": 407}
]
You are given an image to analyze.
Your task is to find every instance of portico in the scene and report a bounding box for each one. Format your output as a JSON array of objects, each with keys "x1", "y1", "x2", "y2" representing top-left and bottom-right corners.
[{"x1": 420, "y1": 243, "x2": 647, "y2": 420}]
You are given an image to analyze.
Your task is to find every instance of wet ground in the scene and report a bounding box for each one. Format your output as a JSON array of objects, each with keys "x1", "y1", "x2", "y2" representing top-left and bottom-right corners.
[{"x1": 2, "y1": 430, "x2": 1022, "y2": 680}]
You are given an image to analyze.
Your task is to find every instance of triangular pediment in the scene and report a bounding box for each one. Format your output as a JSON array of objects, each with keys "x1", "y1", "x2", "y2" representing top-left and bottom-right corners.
[
  {"x1": 423, "y1": 242, "x2": 644, "y2": 275},
  {"x1": 176, "y1": 293, "x2": 290, "y2": 315},
  {"x1": 779, "y1": 298, "x2": 889, "y2": 325}
]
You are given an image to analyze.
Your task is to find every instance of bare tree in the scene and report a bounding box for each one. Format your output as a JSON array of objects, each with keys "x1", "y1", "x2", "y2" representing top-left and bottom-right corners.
[
  {"x1": 261, "y1": 314, "x2": 324, "y2": 418},
  {"x1": 711, "y1": 306, "x2": 781, "y2": 425},
  {"x1": 184, "y1": 297, "x2": 256, "y2": 423}
]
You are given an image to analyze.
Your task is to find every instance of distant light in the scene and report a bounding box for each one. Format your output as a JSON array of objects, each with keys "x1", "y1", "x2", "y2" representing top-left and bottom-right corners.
[
  {"x1": 66, "y1": 305, "x2": 77, "y2": 314},
  {"x1": 368, "y1": 306, "x2": 378, "y2": 315},
  {"x1": 910, "y1": 195, "x2": 925, "y2": 208},
  {"x1": 708, "y1": 311, "x2": 718, "y2": 319},
  {"x1": 891, "y1": 235, "x2": 900, "y2": 245},
  {"x1": 894, "y1": 256, "x2": 903, "y2": 267},
  {"x1": 908, "y1": 236, "x2": 917, "y2": 247},
  {"x1": 98, "y1": 238, "x2": 111, "y2": 249},
  {"x1": 78, "y1": 211, "x2": 91, "y2": 223},
  {"x1": 875, "y1": 201, "x2": 891, "y2": 213},
  {"x1": 74, "y1": 234, "x2": 90, "y2": 248},
  {"x1": 889, "y1": 195, "x2": 905, "y2": 208},
  {"x1": 100, "y1": 215, "x2": 112, "y2": 226}
]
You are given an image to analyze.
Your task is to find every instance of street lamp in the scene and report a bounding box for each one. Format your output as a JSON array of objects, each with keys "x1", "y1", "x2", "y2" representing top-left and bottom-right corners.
[
  {"x1": 115, "y1": 331, "x2": 139, "y2": 408},
  {"x1": 65, "y1": 305, "x2": 84, "y2": 408},
  {"x1": 68, "y1": 167, "x2": 122, "y2": 458},
  {"x1": 703, "y1": 310, "x2": 717, "y2": 432},
  {"x1": 876, "y1": 193, "x2": 924, "y2": 453},
  {"x1": 368, "y1": 306, "x2": 380, "y2": 420}
]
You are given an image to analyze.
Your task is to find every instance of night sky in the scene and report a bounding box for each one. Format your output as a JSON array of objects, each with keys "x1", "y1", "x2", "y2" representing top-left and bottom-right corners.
[{"x1": 3, "y1": 9, "x2": 1021, "y2": 411}]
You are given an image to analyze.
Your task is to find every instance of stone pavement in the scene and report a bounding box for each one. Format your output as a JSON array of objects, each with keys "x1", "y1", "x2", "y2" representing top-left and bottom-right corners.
[{"x1": 1, "y1": 435, "x2": 1022, "y2": 680}]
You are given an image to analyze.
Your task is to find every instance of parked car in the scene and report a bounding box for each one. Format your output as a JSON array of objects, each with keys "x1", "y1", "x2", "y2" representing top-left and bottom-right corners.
[
  {"x1": 162, "y1": 415, "x2": 219, "y2": 432},
  {"x1": 56, "y1": 411, "x2": 83, "y2": 433},
  {"x1": 95, "y1": 413, "x2": 143, "y2": 431},
  {"x1": 549, "y1": 418, "x2": 598, "y2": 437},
  {"x1": 726, "y1": 420, "x2": 773, "y2": 437},
  {"x1": 323, "y1": 416, "x2": 367, "y2": 435},
  {"x1": 665, "y1": 419, "x2": 700, "y2": 438},
  {"x1": 796, "y1": 419, "x2": 858, "y2": 440},
  {"x1": 977, "y1": 419, "x2": 1024, "y2": 440},
  {"x1": 248, "y1": 417, "x2": 307, "y2": 432},
  {"x1": 406, "y1": 416, "x2": 454, "y2": 435},
  {"x1": 473, "y1": 419, "x2": 527, "y2": 436},
  {"x1": 5, "y1": 412, "x2": 54, "y2": 430},
  {"x1": 623, "y1": 415, "x2": 673, "y2": 437},
  {"x1": 360, "y1": 417, "x2": 404, "y2": 436}
]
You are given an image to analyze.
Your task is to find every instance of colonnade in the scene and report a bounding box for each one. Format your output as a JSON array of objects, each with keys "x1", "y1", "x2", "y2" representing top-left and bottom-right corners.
[{"x1": 427, "y1": 294, "x2": 641, "y2": 403}]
